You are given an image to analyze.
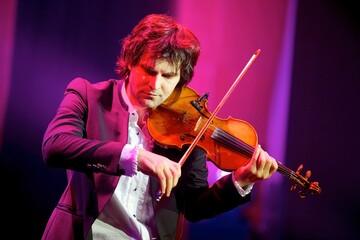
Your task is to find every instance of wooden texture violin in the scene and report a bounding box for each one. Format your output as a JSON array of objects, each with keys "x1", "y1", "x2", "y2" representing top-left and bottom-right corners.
[{"x1": 147, "y1": 85, "x2": 321, "y2": 198}]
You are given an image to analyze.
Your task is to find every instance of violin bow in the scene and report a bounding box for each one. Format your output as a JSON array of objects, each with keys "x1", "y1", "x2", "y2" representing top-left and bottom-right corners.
[
  {"x1": 178, "y1": 49, "x2": 262, "y2": 166},
  {"x1": 178, "y1": 49, "x2": 321, "y2": 198}
]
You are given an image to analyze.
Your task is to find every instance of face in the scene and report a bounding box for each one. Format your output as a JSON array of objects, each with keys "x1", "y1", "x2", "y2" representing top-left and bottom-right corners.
[{"x1": 126, "y1": 52, "x2": 181, "y2": 110}]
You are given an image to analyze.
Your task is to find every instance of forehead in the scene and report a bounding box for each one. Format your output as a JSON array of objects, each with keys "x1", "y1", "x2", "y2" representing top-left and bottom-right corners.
[{"x1": 139, "y1": 51, "x2": 179, "y2": 70}]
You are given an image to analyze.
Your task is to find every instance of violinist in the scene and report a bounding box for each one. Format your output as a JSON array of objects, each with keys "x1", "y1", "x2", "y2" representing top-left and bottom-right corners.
[{"x1": 41, "y1": 13, "x2": 278, "y2": 240}]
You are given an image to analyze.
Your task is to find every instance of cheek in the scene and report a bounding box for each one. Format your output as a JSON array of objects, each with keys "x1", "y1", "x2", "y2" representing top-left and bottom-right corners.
[
  {"x1": 130, "y1": 70, "x2": 146, "y2": 86},
  {"x1": 163, "y1": 82, "x2": 178, "y2": 99}
]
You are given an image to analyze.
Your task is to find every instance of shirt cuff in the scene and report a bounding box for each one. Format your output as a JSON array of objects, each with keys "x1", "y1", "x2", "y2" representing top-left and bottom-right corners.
[
  {"x1": 119, "y1": 144, "x2": 140, "y2": 176},
  {"x1": 231, "y1": 172, "x2": 254, "y2": 197}
]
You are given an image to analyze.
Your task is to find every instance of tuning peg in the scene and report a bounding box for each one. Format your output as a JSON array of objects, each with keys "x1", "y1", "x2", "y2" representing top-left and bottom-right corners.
[
  {"x1": 296, "y1": 164, "x2": 303, "y2": 174},
  {"x1": 290, "y1": 184, "x2": 297, "y2": 192},
  {"x1": 290, "y1": 164, "x2": 305, "y2": 192},
  {"x1": 299, "y1": 190, "x2": 306, "y2": 199}
]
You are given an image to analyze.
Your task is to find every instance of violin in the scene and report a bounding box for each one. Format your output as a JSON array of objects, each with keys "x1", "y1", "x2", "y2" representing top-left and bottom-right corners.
[{"x1": 147, "y1": 85, "x2": 321, "y2": 198}]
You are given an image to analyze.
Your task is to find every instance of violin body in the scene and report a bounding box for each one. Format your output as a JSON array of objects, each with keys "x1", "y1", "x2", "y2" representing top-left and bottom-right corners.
[{"x1": 148, "y1": 86, "x2": 258, "y2": 171}]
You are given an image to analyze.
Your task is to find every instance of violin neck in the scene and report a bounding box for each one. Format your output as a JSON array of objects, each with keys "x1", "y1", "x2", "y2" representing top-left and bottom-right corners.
[
  {"x1": 212, "y1": 127, "x2": 299, "y2": 181},
  {"x1": 276, "y1": 161, "x2": 296, "y2": 179}
]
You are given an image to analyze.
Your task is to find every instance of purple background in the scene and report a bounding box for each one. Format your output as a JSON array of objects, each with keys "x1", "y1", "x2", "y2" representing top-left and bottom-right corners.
[{"x1": 0, "y1": 0, "x2": 359, "y2": 239}]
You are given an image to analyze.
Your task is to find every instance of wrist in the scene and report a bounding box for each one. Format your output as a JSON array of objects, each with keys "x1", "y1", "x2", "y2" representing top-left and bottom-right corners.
[
  {"x1": 119, "y1": 144, "x2": 140, "y2": 176},
  {"x1": 232, "y1": 172, "x2": 254, "y2": 197}
]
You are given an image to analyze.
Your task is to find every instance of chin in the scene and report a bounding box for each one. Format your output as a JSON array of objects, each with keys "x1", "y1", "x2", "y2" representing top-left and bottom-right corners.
[{"x1": 143, "y1": 101, "x2": 159, "y2": 109}]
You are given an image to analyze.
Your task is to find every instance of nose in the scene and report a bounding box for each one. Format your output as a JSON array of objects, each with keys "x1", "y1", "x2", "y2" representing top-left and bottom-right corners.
[{"x1": 149, "y1": 74, "x2": 161, "y2": 90}]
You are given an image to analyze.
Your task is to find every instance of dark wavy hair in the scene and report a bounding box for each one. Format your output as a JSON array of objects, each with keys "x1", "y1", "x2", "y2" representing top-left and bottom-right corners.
[{"x1": 115, "y1": 14, "x2": 201, "y2": 87}]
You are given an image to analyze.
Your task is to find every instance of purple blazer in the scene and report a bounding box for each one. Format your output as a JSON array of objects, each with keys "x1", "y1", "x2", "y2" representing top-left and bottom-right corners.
[{"x1": 41, "y1": 78, "x2": 250, "y2": 240}]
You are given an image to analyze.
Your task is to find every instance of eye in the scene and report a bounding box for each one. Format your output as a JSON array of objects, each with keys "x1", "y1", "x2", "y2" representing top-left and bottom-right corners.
[
  {"x1": 162, "y1": 73, "x2": 177, "y2": 79},
  {"x1": 144, "y1": 67, "x2": 157, "y2": 76}
]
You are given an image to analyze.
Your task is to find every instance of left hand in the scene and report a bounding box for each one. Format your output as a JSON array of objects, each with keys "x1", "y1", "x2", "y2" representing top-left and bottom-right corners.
[{"x1": 233, "y1": 144, "x2": 278, "y2": 188}]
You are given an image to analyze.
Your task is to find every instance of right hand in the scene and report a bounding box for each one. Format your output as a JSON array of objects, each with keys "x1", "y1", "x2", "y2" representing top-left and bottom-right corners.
[{"x1": 137, "y1": 148, "x2": 181, "y2": 197}]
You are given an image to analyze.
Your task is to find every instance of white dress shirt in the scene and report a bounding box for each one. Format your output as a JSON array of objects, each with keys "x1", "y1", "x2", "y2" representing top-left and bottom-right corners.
[{"x1": 90, "y1": 84, "x2": 157, "y2": 240}]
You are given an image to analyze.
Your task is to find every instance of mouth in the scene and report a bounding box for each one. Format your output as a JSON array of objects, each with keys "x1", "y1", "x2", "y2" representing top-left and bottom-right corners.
[{"x1": 144, "y1": 91, "x2": 159, "y2": 99}]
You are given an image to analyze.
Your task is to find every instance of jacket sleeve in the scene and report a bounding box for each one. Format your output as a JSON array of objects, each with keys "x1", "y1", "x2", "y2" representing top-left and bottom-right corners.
[{"x1": 42, "y1": 78, "x2": 126, "y2": 175}]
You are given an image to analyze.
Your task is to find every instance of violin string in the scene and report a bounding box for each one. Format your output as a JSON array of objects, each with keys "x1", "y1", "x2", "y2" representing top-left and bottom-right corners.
[
  {"x1": 277, "y1": 164, "x2": 297, "y2": 178},
  {"x1": 210, "y1": 127, "x2": 297, "y2": 178},
  {"x1": 211, "y1": 127, "x2": 254, "y2": 157},
  {"x1": 163, "y1": 109, "x2": 304, "y2": 185},
  {"x1": 212, "y1": 127, "x2": 311, "y2": 188},
  {"x1": 205, "y1": 123, "x2": 317, "y2": 192},
  {"x1": 180, "y1": 113, "x2": 297, "y2": 179}
]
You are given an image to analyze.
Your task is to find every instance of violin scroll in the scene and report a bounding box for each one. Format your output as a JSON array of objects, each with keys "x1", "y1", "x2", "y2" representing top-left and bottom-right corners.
[{"x1": 289, "y1": 164, "x2": 321, "y2": 198}]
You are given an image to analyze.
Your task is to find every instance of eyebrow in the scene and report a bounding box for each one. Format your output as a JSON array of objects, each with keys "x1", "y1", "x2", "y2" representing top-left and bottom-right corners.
[
  {"x1": 140, "y1": 63, "x2": 152, "y2": 71},
  {"x1": 140, "y1": 63, "x2": 178, "y2": 76}
]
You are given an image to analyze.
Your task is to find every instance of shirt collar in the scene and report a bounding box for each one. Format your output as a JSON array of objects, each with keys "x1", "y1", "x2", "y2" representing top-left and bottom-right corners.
[{"x1": 121, "y1": 82, "x2": 136, "y2": 114}]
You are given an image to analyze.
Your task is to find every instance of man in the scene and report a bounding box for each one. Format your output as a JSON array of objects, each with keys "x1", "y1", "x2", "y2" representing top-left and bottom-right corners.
[{"x1": 41, "y1": 13, "x2": 278, "y2": 240}]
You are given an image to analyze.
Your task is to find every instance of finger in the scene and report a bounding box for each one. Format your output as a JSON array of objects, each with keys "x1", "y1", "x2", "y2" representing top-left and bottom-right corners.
[
  {"x1": 157, "y1": 170, "x2": 166, "y2": 195},
  {"x1": 164, "y1": 168, "x2": 174, "y2": 197},
  {"x1": 170, "y1": 163, "x2": 181, "y2": 187},
  {"x1": 270, "y1": 157, "x2": 278, "y2": 175},
  {"x1": 261, "y1": 152, "x2": 278, "y2": 179},
  {"x1": 256, "y1": 150, "x2": 266, "y2": 170},
  {"x1": 261, "y1": 153, "x2": 272, "y2": 179},
  {"x1": 252, "y1": 144, "x2": 261, "y2": 163},
  {"x1": 249, "y1": 144, "x2": 262, "y2": 173}
]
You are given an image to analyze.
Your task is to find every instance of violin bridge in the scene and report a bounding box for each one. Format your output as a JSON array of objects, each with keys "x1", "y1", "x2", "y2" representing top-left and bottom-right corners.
[{"x1": 194, "y1": 116, "x2": 203, "y2": 131}]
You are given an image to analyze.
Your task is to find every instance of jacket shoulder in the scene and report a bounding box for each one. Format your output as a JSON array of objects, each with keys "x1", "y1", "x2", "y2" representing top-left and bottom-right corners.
[
  {"x1": 66, "y1": 78, "x2": 122, "y2": 90},
  {"x1": 65, "y1": 78, "x2": 123, "y2": 97}
]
